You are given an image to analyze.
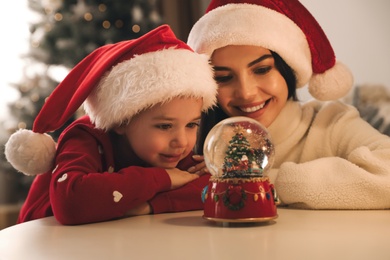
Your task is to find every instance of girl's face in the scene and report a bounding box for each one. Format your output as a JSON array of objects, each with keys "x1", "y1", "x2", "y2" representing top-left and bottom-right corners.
[
  {"x1": 115, "y1": 97, "x2": 202, "y2": 169},
  {"x1": 211, "y1": 45, "x2": 289, "y2": 127}
]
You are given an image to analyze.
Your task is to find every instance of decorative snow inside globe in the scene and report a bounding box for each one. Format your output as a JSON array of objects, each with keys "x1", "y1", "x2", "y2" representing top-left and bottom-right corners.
[{"x1": 202, "y1": 117, "x2": 279, "y2": 223}]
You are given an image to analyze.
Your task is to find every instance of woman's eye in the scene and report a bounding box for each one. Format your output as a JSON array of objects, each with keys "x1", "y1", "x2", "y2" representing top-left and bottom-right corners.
[
  {"x1": 254, "y1": 66, "x2": 272, "y2": 75},
  {"x1": 214, "y1": 75, "x2": 232, "y2": 83}
]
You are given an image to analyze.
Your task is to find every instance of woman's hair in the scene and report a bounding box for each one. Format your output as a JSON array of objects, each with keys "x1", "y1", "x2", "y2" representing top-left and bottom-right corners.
[
  {"x1": 272, "y1": 51, "x2": 298, "y2": 102},
  {"x1": 195, "y1": 51, "x2": 297, "y2": 154}
]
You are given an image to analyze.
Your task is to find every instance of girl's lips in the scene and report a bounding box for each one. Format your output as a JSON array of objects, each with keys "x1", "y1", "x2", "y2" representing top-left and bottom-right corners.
[{"x1": 160, "y1": 154, "x2": 182, "y2": 163}]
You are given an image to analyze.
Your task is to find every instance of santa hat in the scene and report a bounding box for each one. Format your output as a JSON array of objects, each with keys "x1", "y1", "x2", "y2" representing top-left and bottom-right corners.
[
  {"x1": 187, "y1": 0, "x2": 354, "y2": 101},
  {"x1": 5, "y1": 25, "x2": 218, "y2": 176}
]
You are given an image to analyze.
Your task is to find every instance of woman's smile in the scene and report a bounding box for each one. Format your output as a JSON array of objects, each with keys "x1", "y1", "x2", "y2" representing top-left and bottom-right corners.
[{"x1": 237, "y1": 98, "x2": 271, "y2": 113}]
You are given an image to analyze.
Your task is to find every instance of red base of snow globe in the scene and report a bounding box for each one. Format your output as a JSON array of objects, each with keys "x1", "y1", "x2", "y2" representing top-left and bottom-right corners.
[{"x1": 202, "y1": 176, "x2": 279, "y2": 223}]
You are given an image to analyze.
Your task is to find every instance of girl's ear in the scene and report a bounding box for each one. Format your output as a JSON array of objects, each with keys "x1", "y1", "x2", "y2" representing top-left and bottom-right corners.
[
  {"x1": 113, "y1": 118, "x2": 132, "y2": 135},
  {"x1": 113, "y1": 125, "x2": 126, "y2": 135}
]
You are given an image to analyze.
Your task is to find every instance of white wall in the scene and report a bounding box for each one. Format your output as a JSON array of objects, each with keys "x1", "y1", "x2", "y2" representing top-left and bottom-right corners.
[
  {"x1": 0, "y1": 3, "x2": 30, "y2": 120},
  {"x1": 299, "y1": 0, "x2": 390, "y2": 99}
]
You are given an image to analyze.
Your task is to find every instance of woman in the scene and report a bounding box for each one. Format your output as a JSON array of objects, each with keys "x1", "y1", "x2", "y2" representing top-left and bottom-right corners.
[{"x1": 188, "y1": 0, "x2": 390, "y2": 209}]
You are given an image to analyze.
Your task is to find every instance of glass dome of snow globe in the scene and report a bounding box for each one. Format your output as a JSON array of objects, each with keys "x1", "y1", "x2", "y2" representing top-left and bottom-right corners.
[{"x1": 203, "y1": 116, "x2": 274, "y2": 179}]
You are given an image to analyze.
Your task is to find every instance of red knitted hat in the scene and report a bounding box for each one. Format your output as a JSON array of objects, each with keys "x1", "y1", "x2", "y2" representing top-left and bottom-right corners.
[
  {"x1": 5, "y1": 24, "x2": 217, "y2": 175},
  {"x1": 187, "y1": 0, "x2": 353, "y2": 101}
]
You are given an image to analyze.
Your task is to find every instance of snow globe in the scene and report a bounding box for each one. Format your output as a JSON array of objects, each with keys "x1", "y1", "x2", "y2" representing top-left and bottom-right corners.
[{"x1": 202, "y1": 116, "x2": 279, "y2": 222}]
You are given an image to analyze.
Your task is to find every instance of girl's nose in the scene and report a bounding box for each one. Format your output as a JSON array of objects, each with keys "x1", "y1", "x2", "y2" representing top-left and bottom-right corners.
[{"x1": 170, "y1": 130, "x2": 188, "y2": 148}]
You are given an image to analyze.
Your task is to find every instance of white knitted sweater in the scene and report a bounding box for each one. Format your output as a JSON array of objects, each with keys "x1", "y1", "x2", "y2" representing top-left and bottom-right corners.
[{"x1": 266, "y1": 100, "x2": 390, "y2": 209}]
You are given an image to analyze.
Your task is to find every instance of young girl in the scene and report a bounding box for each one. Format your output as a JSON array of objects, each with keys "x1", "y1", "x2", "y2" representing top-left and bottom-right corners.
[
  {"x1": 5, "y1": 25, "x2": 218, "y2": 225},
  {"x1": 187, "y1": 0, "x2": 390, "y2": 209}
]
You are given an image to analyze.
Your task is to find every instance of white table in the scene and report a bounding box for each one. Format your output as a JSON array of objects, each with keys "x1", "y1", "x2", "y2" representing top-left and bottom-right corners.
[{"x1": 1, "y1": 208, "x2": 389, "y2": 260}]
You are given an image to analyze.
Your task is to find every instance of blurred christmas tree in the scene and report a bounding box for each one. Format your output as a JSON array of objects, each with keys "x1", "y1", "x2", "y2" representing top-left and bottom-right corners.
[
  {"x1": 10, "y1": 0, "x2": 162, "y2": 135},
  {"x1": 1, "y1": 0, "x2": 163, "y2": 204}
]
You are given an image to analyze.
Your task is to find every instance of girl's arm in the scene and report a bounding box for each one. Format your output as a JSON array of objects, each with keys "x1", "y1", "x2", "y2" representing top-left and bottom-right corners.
[{"x1": 50, "y1": 126, "x2": 172, "y2": 225}]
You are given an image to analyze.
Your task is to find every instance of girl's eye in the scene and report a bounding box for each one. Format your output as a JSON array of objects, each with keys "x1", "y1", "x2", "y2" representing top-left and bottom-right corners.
[
  {"x1": 187, "y1": 121, "x2": 200, "y2": 129},
  {"x1": 254, "y1": 66, "x2": 272, "y2": 75},
  {"x1": 155, "y1": 124, "x2": 172, "y2": 130},
  {"x1": 214, "y1": 74, "x2": 232, "y2": 84}
]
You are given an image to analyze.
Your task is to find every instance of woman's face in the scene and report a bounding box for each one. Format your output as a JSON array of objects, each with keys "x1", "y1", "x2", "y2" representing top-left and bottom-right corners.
[{"x1": 211, "y1": 45, "x2": 289, "y2": 127}]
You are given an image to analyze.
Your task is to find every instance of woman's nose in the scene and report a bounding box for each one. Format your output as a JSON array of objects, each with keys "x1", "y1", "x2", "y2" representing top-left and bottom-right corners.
[{"x1": 235, "y1": 75, "x2": 258, "y2": 100}]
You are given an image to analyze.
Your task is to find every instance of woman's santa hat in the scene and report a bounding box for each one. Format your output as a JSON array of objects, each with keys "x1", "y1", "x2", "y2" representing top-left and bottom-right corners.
[
  {"x1": 5, "y1": 25, "x2": 217, "y2": 176},
  {"x1": 187, "y1": 0, "x2": 354, "y2": 101}
]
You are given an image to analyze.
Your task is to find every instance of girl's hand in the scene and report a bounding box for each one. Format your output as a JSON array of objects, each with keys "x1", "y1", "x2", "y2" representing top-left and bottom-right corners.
[
  {"x1": 187, "y1": 155, "x2": 209, "y2": 176},
  {"x1": 126, "y1": 202, "x2": 152, "y2": 216},
  {"x1": 165, "y1": 168, "x2": 199, "y2": 189}
]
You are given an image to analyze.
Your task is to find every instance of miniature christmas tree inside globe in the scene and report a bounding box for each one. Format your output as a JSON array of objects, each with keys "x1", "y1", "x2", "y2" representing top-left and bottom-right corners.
[{"x1": 204, "y1": 117, "x2": 274, "y2": 178}]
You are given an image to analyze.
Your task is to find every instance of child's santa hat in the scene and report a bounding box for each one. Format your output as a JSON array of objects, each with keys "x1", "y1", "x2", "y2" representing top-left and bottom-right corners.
[
  {"x1": 187, "y1": 0, "x2": 354, "y2": 101},
  {"x1": 5, "y1": 25, "x2": 218, "y2": 176}
]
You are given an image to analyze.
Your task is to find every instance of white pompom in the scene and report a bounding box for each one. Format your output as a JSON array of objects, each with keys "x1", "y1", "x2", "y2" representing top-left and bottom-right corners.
[
  {"x1": 4, "y1": 129, "x2": 56, "y2": 176},
  {"x1": 309, "y1": 61, "x2": 354, "y2": 101}
]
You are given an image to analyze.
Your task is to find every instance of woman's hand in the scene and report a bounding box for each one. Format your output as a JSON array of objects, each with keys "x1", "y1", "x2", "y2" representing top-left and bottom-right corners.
[{"x1": 187, "y1": 155, "x2": 209, "y2": 176}]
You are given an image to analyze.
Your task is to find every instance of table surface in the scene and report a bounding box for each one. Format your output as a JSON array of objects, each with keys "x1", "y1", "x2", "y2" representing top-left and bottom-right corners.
[{"x1": 1, "y1": 208, "x2": 389, "y2": 260}]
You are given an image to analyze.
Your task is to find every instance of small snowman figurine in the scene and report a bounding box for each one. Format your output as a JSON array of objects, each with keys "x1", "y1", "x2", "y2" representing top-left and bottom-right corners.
[{"x1": 202, "y1": 117, "x2": 279, "y2": 222}]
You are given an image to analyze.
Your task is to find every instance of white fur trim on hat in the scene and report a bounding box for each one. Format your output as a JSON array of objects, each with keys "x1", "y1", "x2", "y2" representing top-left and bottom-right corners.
[
  {"x1": 187, "y1": 4, "x2": 312, "y2": 88},
  {"x1": 5, "y1": 129, "x2": 56, "y2": 176},
  {"x1": 84, "y1": 48, "x2": 217, "y2": 130}
]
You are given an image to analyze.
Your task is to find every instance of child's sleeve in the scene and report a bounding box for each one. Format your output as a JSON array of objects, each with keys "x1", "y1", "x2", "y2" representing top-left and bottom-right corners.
[
  {"x1": 50, "y1": 126, "x2": 171, "y2": 225},
  {"x1": 149, "y1": 173, "x2": 210, "y2": 214}
]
